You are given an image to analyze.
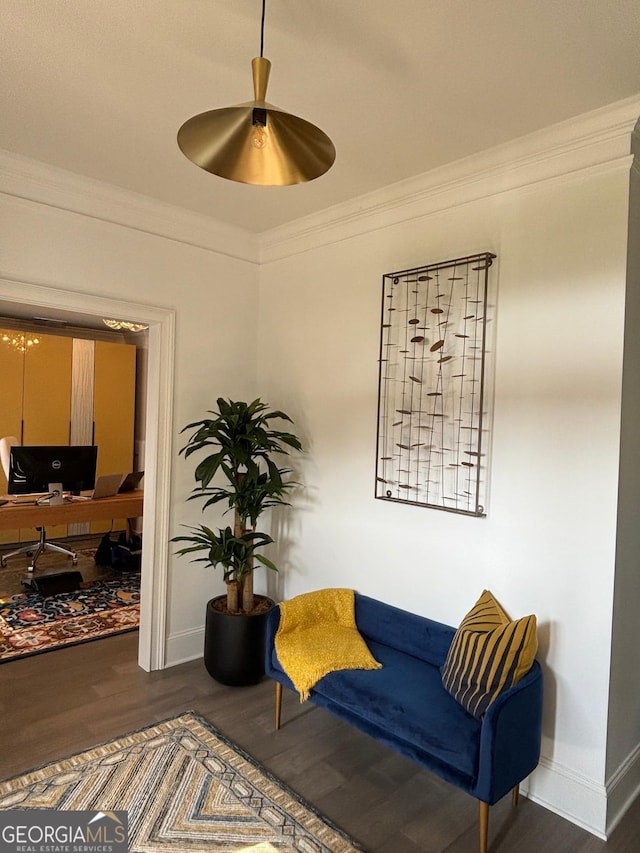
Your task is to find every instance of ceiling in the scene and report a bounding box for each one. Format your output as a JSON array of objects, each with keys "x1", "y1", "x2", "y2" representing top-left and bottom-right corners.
[{"x1": 2, "y1": 0, "x2": 640, "y2": 235}]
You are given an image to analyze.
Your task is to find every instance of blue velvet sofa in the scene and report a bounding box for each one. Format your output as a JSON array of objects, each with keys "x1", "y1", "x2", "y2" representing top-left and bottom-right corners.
[{"x1": 265, "y1": 593, "x2": 543, "y2": 853}]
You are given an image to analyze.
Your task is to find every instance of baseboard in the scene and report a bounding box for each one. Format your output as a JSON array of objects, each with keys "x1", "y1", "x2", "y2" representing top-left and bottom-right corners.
[
  {"x1": 522, "y1": 744, "x2": 640, "y2": 839},
  {"x1": 606, "y1": 741, "x2": 640, "y2": 836},
  {"x1": 522, "y1": 756, "x2": 607, "y2": 840},
  {"x1": 165, "y1": 626, "x2": 204, "y2": 668}
]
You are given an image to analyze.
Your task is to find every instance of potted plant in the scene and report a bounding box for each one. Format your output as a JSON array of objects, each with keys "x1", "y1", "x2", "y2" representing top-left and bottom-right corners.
[{"x1": 173, "y1": 398, "x2": 302, "y2": 685}]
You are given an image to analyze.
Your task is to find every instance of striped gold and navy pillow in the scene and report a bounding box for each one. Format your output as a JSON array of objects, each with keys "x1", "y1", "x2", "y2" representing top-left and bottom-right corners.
[{"x1": 441, "y1": 590, "x2": 537, "y2": 719}]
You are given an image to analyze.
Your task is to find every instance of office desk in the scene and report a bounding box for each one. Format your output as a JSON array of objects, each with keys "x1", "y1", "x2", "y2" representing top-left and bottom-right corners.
[{"x1": 0, "y1": 490, "x2": 144, "y2": 531}]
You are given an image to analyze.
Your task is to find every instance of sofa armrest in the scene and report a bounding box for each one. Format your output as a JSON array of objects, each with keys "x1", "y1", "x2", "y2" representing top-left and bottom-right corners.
[
  {"x1": 265, "y1": 605, "x2": 301, "y2": 697},
  {"x1": 264, "y1": 605, "x2": 280, "y2": 670},
  {"x1": 474, "y1": 660, "x2": 544, "y2": 804}
]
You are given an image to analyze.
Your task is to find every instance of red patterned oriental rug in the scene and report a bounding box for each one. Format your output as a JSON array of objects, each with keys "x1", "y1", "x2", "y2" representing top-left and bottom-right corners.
[{"x1": 0, "y1": 572, "x2": 140, "y2": 663}]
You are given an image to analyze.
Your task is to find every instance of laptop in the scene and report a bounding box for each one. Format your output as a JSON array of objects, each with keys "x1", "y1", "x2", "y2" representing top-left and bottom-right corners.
[
  {"x1": 90, "y1": 473, "x2": 125, "y2": 500},
  {"x1": 118, "y1": 471, "x2": 144, "y2": 493}
]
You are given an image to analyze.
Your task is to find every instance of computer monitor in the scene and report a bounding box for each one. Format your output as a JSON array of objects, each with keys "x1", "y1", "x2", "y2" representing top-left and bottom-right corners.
[{"x1": 8, "y1": 445, "x2": 98, "y2": 495}]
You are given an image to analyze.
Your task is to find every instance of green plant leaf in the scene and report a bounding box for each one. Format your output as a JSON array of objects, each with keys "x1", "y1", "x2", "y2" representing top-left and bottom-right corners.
[
  {"x1": 254, "y1": 554, "x2": 279, "y2": 572},
  {"x1": 174, "y1": 398, "x2": 303, "y2": 589}
]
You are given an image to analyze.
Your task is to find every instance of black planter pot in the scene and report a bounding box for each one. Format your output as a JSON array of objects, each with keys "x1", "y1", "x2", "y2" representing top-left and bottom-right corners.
[{"x1": 204, "y1": 594, "x2": 275, "y2": 686}]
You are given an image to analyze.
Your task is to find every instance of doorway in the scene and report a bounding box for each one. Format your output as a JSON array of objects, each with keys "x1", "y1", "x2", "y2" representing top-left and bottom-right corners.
[{"x1": 0, "y1": 275, "x2": 175, "y2": 671}]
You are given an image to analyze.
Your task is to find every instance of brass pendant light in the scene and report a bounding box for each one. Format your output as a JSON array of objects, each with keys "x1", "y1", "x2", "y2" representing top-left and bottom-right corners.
[{"x1": 177, "y1": 0, "x2": 335, "y2": 186}]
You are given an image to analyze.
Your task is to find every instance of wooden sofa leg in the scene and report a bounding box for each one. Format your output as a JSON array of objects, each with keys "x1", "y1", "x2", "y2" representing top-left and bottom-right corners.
[
  {"x1": 479, "y1": 801, "x2": 489, "y2": 853},
  {"x1": 275, "y1": 681, "x2": 282, "y2": 730},
  {"x1": 512, "y1": 784, "x2": 520, "y2": 807}
]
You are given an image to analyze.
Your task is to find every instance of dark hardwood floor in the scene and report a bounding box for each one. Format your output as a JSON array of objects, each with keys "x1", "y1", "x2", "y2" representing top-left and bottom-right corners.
[
  {"x1": 1, "y1": 631, "x2": 639, "y2": 852},
  {"x1": 0, "y1": 533, "x2": 121, "y2": 597}
]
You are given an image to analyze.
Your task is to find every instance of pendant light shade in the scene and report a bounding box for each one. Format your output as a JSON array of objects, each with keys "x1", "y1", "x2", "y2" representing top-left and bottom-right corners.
[{"x1": 177, "y1": 4, "x2": 335, "y2": 186}]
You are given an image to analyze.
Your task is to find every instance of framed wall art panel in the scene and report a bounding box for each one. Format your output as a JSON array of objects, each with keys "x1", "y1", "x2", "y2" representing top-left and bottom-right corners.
[{"x1": 375, "y1": 252, "x2": 496, "y2": 517}]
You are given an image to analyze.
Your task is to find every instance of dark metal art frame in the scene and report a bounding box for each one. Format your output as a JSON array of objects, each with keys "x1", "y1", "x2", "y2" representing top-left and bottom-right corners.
[{"x1": 375, "y1": 252, "x2": 496, "y2": 517}]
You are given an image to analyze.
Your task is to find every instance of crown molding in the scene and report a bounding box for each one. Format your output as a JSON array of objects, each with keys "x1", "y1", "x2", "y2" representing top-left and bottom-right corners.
[
  {"x1": 631, "y1": 112, "x2": 640, "y2": 161},
  {"x1": 1, "y1": 95, "x2": 638, "y2": 268},
  {"x1": 260, "y1": 95, "x2": 640, "y2": 263},
  {"x1": 0, "y1": 149, "x2": 260, "y2": 265}
]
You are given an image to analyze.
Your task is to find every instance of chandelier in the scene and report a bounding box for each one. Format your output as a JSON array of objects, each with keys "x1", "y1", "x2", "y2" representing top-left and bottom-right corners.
[
  {"x1": 1, "y1": 332, "x2": 41, "y2": 353},
  {"x1": 102, "y1": 319, "x2": 149, "y2": 332}
]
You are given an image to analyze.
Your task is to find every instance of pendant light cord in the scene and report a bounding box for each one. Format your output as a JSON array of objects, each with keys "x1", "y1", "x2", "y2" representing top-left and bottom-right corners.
[{"x1": 260, "y1": 0, "x2": 266, "y2": 57}]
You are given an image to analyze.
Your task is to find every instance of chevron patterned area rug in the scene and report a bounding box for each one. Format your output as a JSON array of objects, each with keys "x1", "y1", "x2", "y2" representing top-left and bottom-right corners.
[{"x1": 0, "y1": 711, "x2": 364, "y2": 853}]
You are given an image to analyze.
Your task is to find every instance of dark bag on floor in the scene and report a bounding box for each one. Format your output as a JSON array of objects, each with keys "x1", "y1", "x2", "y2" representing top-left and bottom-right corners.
[
  {"x1": 25, "y1": 570, "x2": 84, "y2": 596},
  {"x1": 95, "y1": 531, "x2": 142, "y2": 571}
]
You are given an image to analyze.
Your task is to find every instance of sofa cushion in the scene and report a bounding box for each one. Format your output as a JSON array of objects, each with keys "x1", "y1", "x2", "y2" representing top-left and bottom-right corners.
[
  {"x1": 355, "y1": 594, "x2": 456, "y2": 667},
  {"x1": 441, "y1": 590, "x2": 537, "y2": 719},
  {"x1": 312, "y1": 640, "x2": 482, "y2": 787}
]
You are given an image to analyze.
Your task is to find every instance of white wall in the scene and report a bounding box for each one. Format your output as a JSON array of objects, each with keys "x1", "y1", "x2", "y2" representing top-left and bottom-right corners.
[
  {"x1": 607, "y1": 132, "x2": 640, "y2": 830},
  {"x1": 1, "y1": 97, "x2": 639, "y2": 839},
  {"x1": 256, "y1": 107, "x2": 637, "y2": 836},
  {"x1": 0, "y1": 168, "x2": 260, "y2": 668}
]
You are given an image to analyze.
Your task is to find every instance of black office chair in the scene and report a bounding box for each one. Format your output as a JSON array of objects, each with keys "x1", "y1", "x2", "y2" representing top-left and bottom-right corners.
[{"x1": 0, "y1": 436, "x2": 77, "y2": 571}]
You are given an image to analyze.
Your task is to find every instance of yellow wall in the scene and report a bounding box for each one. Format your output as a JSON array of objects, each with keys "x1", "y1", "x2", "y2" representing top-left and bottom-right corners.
[
  {"x1": 91, "y1": 340, "x2": 136, "y2": 533},
  {"x1": 0, "y1": 334, "x2": 136, "y2": 543}
]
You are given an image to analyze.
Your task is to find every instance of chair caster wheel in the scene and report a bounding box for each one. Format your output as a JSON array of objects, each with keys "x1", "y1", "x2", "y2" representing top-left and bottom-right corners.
[{"x1": 0, "y1": 558, "x2": 6, "y2": 568}]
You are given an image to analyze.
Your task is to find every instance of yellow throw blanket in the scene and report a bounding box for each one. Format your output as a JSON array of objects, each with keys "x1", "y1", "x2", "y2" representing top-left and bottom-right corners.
[{"x1": 275, "y1": 588, "x2": 382, "y2": 701}]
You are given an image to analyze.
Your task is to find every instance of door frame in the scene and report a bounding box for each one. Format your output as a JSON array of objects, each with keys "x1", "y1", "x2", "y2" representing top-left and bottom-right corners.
[{"x1": 0, "y1": 274, "x2": 174, "y2": 671}]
